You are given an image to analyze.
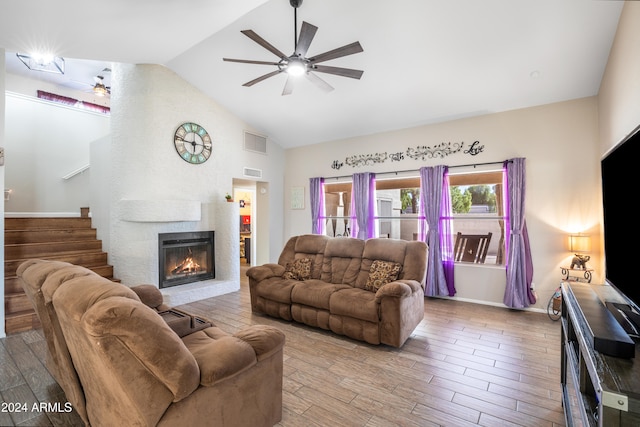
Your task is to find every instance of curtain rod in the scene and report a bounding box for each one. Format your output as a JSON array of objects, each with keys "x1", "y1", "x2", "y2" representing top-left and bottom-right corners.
[{"x1": 322, "y1": 160, "x2": 510, "y2": 181}]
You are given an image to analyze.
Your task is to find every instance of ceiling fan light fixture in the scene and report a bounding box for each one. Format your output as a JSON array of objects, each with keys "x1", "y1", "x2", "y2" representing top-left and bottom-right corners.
[
  {"x1": 286, "y1": 58, "x2": 306, "y2": 76},
  {"x1": 93, "y1": 83, "x2": 108, "y2": 97},
  {"x1": 223, "y1": 0, "x2": 363, "y2": 94}
]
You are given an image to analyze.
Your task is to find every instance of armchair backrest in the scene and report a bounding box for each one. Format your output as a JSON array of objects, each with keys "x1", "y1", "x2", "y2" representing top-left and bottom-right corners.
[
  {"x1": 278, "y1": 234, "x2": 329, "y2": 279},
  {"x1": 51, "y1": 273, "x2": 200, "y2": 427},
  {"x1": 355, "y1": 238, "x2": 427, "y2": 289},
  {"x1": 18, "y1": 260, "x2": 96, "y2": 426},
  {"x1": 320, "y1": 237, "x2": 364, "y2": 286}
]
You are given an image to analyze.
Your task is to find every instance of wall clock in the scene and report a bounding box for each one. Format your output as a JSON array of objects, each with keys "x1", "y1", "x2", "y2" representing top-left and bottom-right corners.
[{"x1": 174, "y1": 122, "x2": 212, "y2": 164}]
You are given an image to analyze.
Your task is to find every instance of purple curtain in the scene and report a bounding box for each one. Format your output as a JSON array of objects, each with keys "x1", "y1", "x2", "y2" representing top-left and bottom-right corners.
[
  {"x1": 351, "y1": 173, "x2": 377, "y2": 239},
  {"x1": 419, "y1": 166, "x2": 455, "y2": 296},
  {"x1": 309, "y1": 177, "x2": 325, "y2": 235},
  {"x1": 503, "y1": 158, "x2": 536, "y2": 308}
]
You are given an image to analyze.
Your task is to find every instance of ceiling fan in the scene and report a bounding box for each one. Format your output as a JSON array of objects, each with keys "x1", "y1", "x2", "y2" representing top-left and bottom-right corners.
[{"x1": 223, "y1": 0, "x2": 364, "y2": 95}]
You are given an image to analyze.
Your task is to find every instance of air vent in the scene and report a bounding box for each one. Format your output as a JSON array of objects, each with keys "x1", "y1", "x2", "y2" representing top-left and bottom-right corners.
[
  {"x1": 244, "y1": 131, "x2": 267, "y2": 154},
  {"x1": 243, "y1": 167, "x2": 263, "y2": 179}
]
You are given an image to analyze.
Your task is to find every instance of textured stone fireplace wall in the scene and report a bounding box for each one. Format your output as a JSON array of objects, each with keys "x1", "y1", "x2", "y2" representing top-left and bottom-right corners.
[{"x1": 89, "y1": 63, "x2": 282, "y2": 300}]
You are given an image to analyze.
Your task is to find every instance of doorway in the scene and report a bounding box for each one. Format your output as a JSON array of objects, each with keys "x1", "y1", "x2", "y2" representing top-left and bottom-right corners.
[{"x1": 235, "y1": 186, "x2": 255, "y2": 266}]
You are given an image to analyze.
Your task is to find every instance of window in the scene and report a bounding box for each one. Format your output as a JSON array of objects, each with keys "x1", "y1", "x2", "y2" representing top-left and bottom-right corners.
[
  {"x1": 449, "y1": 170, "x2": 506, "y2": 265},
  {"x1": 374, "y1": 177, "x2": 421, "y2": 241},
  {"x1": 323, "y1": 181, "x2": 353, "y2": 237},
  {"x1": 320, "y1": 169, "x2": 507, "y2": 263},
  {"x1": 323, "y1": 177, "x2": 421, "y2": 241}
]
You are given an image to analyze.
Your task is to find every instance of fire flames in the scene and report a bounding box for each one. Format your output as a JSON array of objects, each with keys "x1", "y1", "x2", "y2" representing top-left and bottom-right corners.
[{"x1": 171, "y1": 248, "x2": 201, "y2": 275}]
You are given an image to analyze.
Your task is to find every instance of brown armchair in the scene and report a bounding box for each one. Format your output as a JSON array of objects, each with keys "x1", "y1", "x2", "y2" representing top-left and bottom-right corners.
[{"x1": 18, "y1": 260, "x2": 285, "y2": 427}]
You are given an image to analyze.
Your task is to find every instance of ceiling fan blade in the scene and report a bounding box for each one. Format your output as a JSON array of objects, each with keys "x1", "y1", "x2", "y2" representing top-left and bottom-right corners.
[
  {"x1": 295, "y1": 21, "x2": 318, "y2": 57},
  {"x1": 223, "y1": 58, "x2": 282, "y2": 66},
  {"x1": 241, "y1": 29, "x2": 288, "y2": 59},
  {"x1": 312, "y1": 65, "x2": 364, "y2": 80},
  {"x1": 282, "y1": 75, "x2": 296, "y2": 96},
  {"x1": 305, "y1": 72, "x2": 334, "y2": 93},
  {"x1": 309, "y1": 41, "x2": 363, "y2": 64},
  {"x1": 243, "y1": 70, "x2": 283, "y2": 87}
]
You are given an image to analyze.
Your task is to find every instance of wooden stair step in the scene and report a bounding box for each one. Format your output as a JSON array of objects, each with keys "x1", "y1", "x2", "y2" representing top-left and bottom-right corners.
[
  {"x1": 5, "y1": 217, "x2": 93, "y2": 230},
  {"x1": 4, "y1": 265, "x2": 115, "y2": 292},
  {"x1": 5, "y1": 252, "x2": 109, "y2": 276},
  {"x1": 5, "y1": 211, "x2": 118, "y2": 335},
  {"x1": 5, "y1": 228, "x2": 97, "y2": 244},
  {"x1": 5, "y1": 292, "x2": 33, "y2": 315},
  {"x1": 5, "y1": 241, "x2": 104, "y2": 260},
  {"x1": 5, "y1": 311, "x2": 41, "y2": 334}
]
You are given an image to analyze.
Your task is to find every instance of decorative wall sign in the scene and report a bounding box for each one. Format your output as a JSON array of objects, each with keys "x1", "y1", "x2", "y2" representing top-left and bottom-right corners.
[
  {"x1": 464, "y1": 140, "x2": 484, "y2": 156},
  {"x1": 389, "y1": 152, "x2": 404, "y2": 162},
  {"x1": 406, "y1": 141, "x2": 464, "y2": 160},
  {"x1": 330, "y1": 140, "x2": 481, "y2": 169},
  {"x1": 345, "y1": 152, "x2": 388, "y2": 167},
  {"x1": 291, "y1": 186, "x2": 305, "y2": 209}
]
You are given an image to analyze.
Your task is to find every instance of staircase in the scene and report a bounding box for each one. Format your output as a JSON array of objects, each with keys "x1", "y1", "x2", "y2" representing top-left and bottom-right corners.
[{"x1": 4, "y1": 212, "x2": 117, "y2": 334}]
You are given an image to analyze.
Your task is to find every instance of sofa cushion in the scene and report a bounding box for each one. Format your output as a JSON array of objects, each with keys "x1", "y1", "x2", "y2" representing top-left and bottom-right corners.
[
  {"x1": 283, "y1": 257, "x2": 312, "y2": 280},
  {"x1": 320, "y1": 237, "x2": 364, "y2": 286},
  {"x1": 290, "y1": 279, "x2": 350, "y2": 310},
  {"x1": 253, "y1": 277, "x2": 298, "y2": 304},
  {"x1": 364, "y1": 260, "x2": 401, "y2": 292},
  {"x1": 280, "y1": 234, "x2": 329, "y2": 279},
  {"x1": 182, "y1": 331, "x2": 257, "y2": 386},
  {"x1": 330, "y1": 288, "x2": 379, "y2": 323}
]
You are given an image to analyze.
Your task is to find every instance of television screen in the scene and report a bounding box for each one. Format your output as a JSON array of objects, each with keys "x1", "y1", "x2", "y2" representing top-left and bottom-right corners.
[{"x1": 601, "y1": 126, "x2": 640, "y2": 316}]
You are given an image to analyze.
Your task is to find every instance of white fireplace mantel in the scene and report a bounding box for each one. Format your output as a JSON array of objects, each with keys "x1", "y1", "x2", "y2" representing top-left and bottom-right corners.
[{"x1": 119, "y1": 199, "x2": 201, "y2": 222}]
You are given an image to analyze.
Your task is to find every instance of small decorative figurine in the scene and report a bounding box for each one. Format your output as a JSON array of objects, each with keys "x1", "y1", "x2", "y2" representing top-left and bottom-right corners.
[{"x1": 570, "y1": 254, "x2": 590, "y2": 270}]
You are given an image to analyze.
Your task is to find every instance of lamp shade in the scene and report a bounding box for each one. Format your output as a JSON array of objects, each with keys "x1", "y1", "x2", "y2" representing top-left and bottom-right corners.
[{"x1": 569, "y1": 234, "x2": 591, "y2": 253}]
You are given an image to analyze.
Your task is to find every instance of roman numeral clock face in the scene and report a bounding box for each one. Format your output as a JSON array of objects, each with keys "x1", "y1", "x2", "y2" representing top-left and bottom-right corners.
[{"x1": 174, "y1": 122, "x2": 212, "y2": 164}]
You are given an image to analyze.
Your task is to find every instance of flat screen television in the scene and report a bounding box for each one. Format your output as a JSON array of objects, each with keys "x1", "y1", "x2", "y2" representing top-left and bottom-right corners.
[{"x1": 601, "y1": 125, "x2": 640, "y2": 337}]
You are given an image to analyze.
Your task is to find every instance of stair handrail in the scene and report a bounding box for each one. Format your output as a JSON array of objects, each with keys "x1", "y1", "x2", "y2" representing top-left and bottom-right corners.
[{"x1": 62, "y1": 164, "x2": 90, "y2": 180}]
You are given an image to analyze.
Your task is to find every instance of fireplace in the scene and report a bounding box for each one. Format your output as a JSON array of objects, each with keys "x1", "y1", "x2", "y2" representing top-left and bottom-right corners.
[{"x1": 159, "y1": 231, "x2": 215, "y2": 289}]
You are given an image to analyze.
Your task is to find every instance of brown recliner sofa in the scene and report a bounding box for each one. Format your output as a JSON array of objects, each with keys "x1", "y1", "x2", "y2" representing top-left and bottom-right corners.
[
  {"x1": 18, "y1": 259, "x2": 285, "y2": 427},
  {"x1": 247, "y1": 235, "x2": 427, "y2": 348}
]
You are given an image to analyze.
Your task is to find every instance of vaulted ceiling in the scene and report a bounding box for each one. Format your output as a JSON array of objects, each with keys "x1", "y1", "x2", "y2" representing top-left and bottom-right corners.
[{"x1": 0, "y1": 0, "x2": 624, "y2": 148}]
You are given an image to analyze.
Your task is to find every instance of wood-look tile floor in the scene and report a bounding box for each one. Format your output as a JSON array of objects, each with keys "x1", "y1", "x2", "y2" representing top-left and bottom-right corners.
[{"x1": 0, "y1": 265, "x2": 564, "y2": 426}]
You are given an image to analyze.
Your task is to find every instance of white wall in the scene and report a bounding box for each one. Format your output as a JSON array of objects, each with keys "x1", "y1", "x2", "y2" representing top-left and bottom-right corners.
[
  {"x1": 95, "y1": 63, "x2": 285, "y2": 286},
  {"x1": 284, "y1": 97, "x2": 601, "y2": 311},
  {"x1": 598, "y1": 1, "x2": 640, "y2": 155},
  {"x1": 1, "y1": 48, "x2": 6, "y2": 337},
  {"x1": 4, "y1": 92, "x2": 110, "y2": 214}
]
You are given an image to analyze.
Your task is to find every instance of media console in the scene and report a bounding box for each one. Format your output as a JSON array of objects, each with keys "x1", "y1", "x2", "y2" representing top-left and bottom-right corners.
[{"x1": 561, "y1": 282, "x2": 640, "y2": 426}]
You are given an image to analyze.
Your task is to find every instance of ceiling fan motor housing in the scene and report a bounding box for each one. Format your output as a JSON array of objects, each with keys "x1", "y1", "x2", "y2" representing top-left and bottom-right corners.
[{"x1": 290, "y1": 0, "x2": 303, "y2": 8}]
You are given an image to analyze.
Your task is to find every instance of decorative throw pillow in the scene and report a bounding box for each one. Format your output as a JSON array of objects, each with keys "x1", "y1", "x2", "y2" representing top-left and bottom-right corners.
[
  {"x1": 365, "y1": 260, "x2": 401, "y2": 292},
  {"x1": 283, "y1": 258, "x2": 312, "y2": 281}
]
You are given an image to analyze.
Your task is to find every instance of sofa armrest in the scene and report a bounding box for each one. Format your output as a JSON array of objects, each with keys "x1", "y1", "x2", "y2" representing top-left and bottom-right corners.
[
  {"x1": 375, "y1": 280, "x2": 422, "y2": 301},
  {"x1": 182, "y1": 325, "x2": 285, "y2": 387},
  {"x1": 233, "y1": 325, "x2": 286, "y2": 361},
  {"x1": 131, "y1": 284, "x2": 164, "y2": 310},
  {"x1": 246, "y1": 264, "x2": 285, "y2": 282}
]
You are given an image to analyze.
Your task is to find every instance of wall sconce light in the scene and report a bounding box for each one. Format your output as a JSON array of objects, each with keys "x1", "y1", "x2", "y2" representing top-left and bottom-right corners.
[{"x1": 16, "y1": 53, "x2": 65, "y2": 74}]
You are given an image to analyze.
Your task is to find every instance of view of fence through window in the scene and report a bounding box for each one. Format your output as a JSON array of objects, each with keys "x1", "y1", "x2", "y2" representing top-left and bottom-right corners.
[{"x1": 322, "y1": 169, "x2": 505, "y2": 265}]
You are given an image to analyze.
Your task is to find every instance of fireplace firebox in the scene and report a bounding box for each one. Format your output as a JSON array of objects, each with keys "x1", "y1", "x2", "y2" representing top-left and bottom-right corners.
[{"x1": 159, "y1": 231, "x2": 215, "y2": 289}]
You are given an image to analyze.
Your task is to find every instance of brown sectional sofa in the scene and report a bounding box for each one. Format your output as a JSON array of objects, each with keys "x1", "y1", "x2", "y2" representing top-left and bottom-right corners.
[
  {"x1": 18, "y1": 259, "x2": 285, "y2": 427},
  {"x1": 247, "y1": 235, "x2": 427, "y2": 347}
]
